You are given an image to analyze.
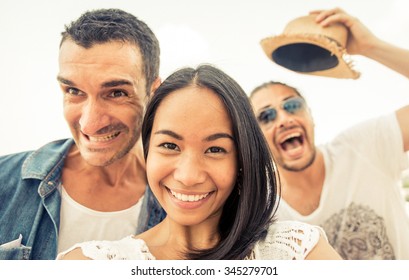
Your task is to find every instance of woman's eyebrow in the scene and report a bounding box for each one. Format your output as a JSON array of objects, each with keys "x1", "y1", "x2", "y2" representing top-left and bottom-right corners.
[
  {"x1": 204, "y1": 133, "x2": 234, "y2": 142},
  {"x1": 154, "y1": 129, "x2": 182, "y2": 140},
  {"x1": 154, "y1": 130, "x2": 233, "y2": 142}
]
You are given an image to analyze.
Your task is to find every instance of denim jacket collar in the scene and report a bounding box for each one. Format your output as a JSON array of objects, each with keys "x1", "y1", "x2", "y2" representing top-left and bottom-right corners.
[{"x1": 21, "y1": 139, "x2": 74, "y2": 198}]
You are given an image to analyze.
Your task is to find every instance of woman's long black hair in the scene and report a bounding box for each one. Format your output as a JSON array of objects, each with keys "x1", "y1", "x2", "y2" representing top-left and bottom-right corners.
[{"x1": 142, "y1": 64, "x2": 279, "y2": 259}]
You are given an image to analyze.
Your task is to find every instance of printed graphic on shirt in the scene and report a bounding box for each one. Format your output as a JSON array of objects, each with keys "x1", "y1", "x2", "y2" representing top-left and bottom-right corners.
[{"x1": 321, "y1": 203, "x2": 395, "y2": 260}]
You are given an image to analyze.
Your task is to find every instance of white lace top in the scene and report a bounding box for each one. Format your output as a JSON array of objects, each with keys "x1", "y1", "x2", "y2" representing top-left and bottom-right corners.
[{"x1": 56, "y1": 221, "x2": 323, "y2": 260}]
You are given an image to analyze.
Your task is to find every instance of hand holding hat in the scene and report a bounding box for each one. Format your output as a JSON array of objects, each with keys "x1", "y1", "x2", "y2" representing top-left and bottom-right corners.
[
  {"x1": 311, "y1": 8, "x2": 379, "y2": 56},
  {"x1": 260, "y1": 8, "x2": 376, "y2": 79}
]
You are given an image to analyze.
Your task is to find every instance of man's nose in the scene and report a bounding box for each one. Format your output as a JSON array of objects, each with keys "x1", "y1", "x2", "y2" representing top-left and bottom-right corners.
[
  {"x1": 275, "y1": 109, "x2": 296, "y2": 129},
  {"x1": 79, "y1": 99, "x2": 110, "y2": 135}
]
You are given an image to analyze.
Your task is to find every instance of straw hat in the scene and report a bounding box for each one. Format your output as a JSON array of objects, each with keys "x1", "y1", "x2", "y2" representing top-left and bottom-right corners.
[{"x1": 260, "y1": 14, "x2": 360, "y2": 79}]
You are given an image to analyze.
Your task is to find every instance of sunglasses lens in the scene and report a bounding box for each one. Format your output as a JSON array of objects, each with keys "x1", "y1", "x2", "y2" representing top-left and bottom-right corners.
[
  {"x1": 258, "y1": 108, "x2": 277, "y2": 123},
  {"x1": 283, "y1": 98, "x2": 304, "y2": 114}
]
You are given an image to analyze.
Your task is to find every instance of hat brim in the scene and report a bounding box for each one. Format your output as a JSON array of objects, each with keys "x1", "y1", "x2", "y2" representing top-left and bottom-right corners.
[{"x1": 261, "y1": 33, "x2": 360, "y2": 79}]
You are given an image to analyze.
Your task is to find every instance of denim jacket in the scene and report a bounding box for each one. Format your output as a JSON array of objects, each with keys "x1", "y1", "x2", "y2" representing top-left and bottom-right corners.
[{"x1": 0, "y1": 139, "x2": 165, "y2": 260}]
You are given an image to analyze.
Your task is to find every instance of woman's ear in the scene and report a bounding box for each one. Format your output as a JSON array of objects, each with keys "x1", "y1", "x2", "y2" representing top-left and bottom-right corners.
[{"x1": 150, "y1": 77, "x2": 162, "y2": 96}]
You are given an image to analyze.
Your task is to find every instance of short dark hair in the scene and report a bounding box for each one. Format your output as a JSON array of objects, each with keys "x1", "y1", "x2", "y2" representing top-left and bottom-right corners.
[
  {"x1": 250, "y1": 81, "x2": 304, "y2": 100},
  {"x1": 142, "y1": 64, "x2": 279, "y2": 259},
  {"x1": 60, "y1": 8, "x2": 160, "y2": 95}
]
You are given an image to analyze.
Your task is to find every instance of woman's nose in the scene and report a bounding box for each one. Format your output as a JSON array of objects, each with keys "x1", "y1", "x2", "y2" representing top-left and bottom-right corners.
[{"x1": 173, "y1": 153, "x2": 207, "y2": 187}]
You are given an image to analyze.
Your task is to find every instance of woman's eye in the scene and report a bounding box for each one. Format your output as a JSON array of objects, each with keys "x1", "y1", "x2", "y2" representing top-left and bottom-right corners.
[
  {"x1": 161, "y1": 143, "x2": 178, "y2": 151},
  {"x1": 206, "y1": 147, "x2": 226, "y2": 153},
  {"x1": 109, "y1": 90, "x2": 128, "y2": 98}
]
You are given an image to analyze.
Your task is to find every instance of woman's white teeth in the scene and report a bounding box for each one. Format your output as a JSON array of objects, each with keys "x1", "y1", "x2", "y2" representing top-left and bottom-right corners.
[
  {"x1": 89, "y1": 131, "x2": 120, "y2": 142},
  {"x1": 170, "y1": 190, "x2": 209, "y2": 202}
]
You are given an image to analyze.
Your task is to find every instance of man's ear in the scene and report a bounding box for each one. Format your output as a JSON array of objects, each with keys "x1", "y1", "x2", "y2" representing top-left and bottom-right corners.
[{"x1": 150, "y1": 77, "x2": 162, "y2": 96}]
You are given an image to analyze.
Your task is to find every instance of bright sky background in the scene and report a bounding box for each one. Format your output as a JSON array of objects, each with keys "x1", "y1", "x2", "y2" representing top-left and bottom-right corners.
[{"x1": 0, "y1": 0, "x2": 408, "y2": 156}]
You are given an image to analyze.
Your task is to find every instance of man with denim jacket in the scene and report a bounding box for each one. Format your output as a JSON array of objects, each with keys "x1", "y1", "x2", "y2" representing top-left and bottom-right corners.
[{"x1": 0, "y1": 8, "x2": 165, "y2": 260}]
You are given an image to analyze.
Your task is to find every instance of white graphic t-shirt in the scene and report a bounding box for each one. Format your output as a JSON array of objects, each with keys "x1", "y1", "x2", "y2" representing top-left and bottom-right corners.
[{"x1": 276, "y1": 113, "x2": 409, "y2": 259}]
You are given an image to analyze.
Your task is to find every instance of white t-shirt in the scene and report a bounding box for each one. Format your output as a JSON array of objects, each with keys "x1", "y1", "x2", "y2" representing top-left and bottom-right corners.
[
  {"x1": 276, "y1": 113, "x2": 409, "y2": 259},
  {"x1": 56, "y1": 221, "x2": 324, "y2": 260},
  {"x1": 58, "y1": 186, "x2": 143, "y2": 253}
]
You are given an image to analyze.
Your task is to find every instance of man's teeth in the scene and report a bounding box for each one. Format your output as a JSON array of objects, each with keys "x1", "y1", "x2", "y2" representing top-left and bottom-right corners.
[
  {"x1": 89, "y1": 132, "x2": 120, "y2": 142},
  {"x1": 170, "y1": 190, "x2": 210, "y2": 202},
  {"x1": 281, "y1": 132, "x2": 301, "y2": 143}
]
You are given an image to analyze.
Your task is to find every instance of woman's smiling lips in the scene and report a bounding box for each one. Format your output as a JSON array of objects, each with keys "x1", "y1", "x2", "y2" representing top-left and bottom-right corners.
[
  {"x1": 170, "y1": 189, "x2": 210, "y2": 202},
  {"x1": 166, "y1": 187, "x2": 214, "y2": 209}
]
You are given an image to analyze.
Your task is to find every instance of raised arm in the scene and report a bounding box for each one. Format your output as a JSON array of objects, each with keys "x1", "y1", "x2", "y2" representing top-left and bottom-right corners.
[
  {"x1": 311, "y1": 8, "x2": 409, "y2": 152},
  {"x1": 311, "y1": 7, "x2": 409, "y2": 79}
]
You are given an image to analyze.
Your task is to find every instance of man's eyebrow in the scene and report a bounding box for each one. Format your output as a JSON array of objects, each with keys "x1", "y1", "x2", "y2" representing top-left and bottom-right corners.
[
  {"x1": 56, "y1": 77, "x2": 133, "y2": 88},
  {"x1": 258, "y1": 104, "x2": 271, "y2": 111},
  {"x1": 154, "y1": 130, "x2": 183, "y2": 140},
  {"x1": 256, "y1": 96, "x2": 298, "y2": 113},
  {"x1": 101, "y1": 79, "x2": 133, "y2": 88},
  {"x1": 57, "y1": 76, "x2": 74, "y2": 86}
]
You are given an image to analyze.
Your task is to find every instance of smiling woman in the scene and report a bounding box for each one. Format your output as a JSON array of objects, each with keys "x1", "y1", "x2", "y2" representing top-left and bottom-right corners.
[
  {"x1": 57, "y1": 64, "x2": 342, "y2": 260},
  {"x1": 145, "y1": 85, "x2": 238, "y2": 232}
]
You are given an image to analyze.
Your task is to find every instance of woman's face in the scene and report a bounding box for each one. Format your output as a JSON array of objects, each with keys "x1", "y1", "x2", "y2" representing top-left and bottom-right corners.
[{"x1": 146, "y1": 86, "x2": 238, "y2": 227}]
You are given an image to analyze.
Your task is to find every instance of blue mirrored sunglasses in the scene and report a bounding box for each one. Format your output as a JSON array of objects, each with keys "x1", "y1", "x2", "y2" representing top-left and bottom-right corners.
[{"x1": 257, "y1": 97, "x2": 305, "y2": 124}]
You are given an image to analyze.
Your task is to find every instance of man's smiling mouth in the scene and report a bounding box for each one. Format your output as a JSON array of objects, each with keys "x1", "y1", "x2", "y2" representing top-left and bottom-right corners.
[{"x1": 88, "y1": 131, "x2": 121, "y2": 142}]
